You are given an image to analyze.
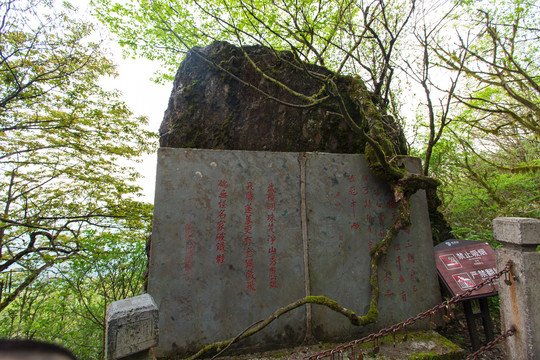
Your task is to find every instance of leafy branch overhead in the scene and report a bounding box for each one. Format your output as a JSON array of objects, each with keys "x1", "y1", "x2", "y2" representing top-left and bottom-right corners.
[
  {"x1": 435, "y1": 5, "x2": 539, "y2": 137},
  {"x1": 0, "y1": 0, "x2": 156, "y2": 313}
]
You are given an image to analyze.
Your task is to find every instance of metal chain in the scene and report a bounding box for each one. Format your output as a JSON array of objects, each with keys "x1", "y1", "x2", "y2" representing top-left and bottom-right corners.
[
  {"x1": 304, "y1": 261, "x2": 513, "y2": 360},
  {"x1": 466, "y1": 326, "x2": 516, "y2": 360}
]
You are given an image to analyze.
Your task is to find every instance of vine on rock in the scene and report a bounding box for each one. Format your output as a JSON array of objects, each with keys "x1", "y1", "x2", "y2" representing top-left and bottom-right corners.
[{"x1": 173, "y1": 44, "x2": 440, "y2": 360}]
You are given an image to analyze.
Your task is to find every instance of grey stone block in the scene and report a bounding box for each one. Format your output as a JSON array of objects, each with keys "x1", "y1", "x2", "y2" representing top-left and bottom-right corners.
[
  {"x1": 305, "y1": 154, "x2": 440, "y2": 339},
  {"x1": 105, "y1": 294, "x2": 159, "y2": 360},
  {"x1": 497, "y1": 246, "x2": 540, "y2": 360},
  {"x1": 150, "y1": 148, "x2": 305, "y2": 357},
  {"x1": 493, "y1": 217, "x2": 540, "y2": 245},
  {"x1": 149, "y1": 148, "x2": 440, "y2": 357}
]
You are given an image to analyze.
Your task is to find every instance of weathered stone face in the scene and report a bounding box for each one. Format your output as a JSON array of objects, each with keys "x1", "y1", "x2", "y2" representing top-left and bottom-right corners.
[
  {"x1": 159, "y1": 41, "x2": 407, "y2": 154},
  {"x1": 148, "y1": 148, "x2": 441, "y2": 357}
]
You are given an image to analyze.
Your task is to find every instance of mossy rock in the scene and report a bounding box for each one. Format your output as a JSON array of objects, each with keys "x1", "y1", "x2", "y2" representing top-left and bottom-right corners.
[
  {"x1": 159, "y1": 41, "x2": 407, "y2": 155},
  {"x1": 357, "y1": 330, "x2": 466, "y2": 360},
  {"x1": 192, "y1": 330, "x2": 465, "y2": 360}
]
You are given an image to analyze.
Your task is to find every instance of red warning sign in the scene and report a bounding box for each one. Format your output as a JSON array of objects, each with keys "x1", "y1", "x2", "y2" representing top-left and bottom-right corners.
[
  {"x1": 434, "y1": 239, "x2": 497, "y2": 299},
  {"x1": 439, "y1": 254, "x2": 462, "y2": 270},
  {"x1": 452, "y1": 273, "x2": 475, "y2": 290}
]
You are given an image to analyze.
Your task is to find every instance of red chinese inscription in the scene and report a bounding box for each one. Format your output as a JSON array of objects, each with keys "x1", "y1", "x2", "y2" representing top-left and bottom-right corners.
[
  {"x1": 267, "y1": 183, "x2": 278, "y2": 289},
  {"x1": 244, "y1": 181, "x2": 256, "y2": 292},
  {"x1": 215, "y1": 181, "x2": 228, "y2": 264},
  {"x1": 184, "y1": 221, "x2": 196, "y2": 283}
]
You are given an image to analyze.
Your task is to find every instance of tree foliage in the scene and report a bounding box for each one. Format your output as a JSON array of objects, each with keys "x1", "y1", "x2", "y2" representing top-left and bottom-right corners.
[
  {"x1": 418, "y1": 0, "x2": 540, "y2": 240},
  {"x1": 0, "y1": 0, "x2": 155, "y2": 313},
  {"x1": 93, "y1": 0, "x2": 419, "y2": 108},
  {"x1": 438, "y1": 0, "x2": 539, "y2": 140},
  {"x1": 0, "y1": 232, "x2": 146, "y2": 360}
]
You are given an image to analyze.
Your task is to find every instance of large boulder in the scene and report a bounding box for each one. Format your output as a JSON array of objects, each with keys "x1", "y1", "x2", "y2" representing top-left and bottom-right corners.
[
  {"x1": 159, "y1": 41, "x2": 407, "y2": 154},
  {"x1": 158, "y1": 41, "x2": 453, "y2": 243}
]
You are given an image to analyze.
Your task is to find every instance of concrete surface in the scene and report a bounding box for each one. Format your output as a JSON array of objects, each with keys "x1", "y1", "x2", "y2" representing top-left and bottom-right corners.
[
  {"x1": 149, "y1": 148, "x2": 441, "y2": 357},
  {"x1": 493, "y1": 217, "x2": 540, "y2": 246},
  {"x1": 495, "y1": 217, "x2": 540, "y2": 360},
  {"x1": 214, "y1": 330, "x2": 465, "y2": 360}
]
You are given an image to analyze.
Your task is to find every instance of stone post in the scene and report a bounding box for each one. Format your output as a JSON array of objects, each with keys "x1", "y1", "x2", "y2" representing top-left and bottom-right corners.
[
  {"x1": 105, "y1": 294, "x2": 159, "y2": 360},
  {"x1": 494, "y1": 217, "x2": 540, "y2": 360}
]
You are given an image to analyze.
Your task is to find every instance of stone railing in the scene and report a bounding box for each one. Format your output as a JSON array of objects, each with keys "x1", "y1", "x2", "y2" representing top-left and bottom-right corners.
[{"x1": 495, "y1": 217, "x2": 540, "y2": 360}]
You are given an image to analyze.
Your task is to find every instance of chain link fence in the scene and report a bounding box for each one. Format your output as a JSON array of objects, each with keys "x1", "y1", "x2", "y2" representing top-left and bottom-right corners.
[{"x1": 304, "y1": 261, "x2": 515, "y2": 360}]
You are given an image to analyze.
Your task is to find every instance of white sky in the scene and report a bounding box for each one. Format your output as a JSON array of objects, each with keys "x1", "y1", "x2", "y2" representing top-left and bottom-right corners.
[
  {"x1": 73, "y1": 0, "x2": 171, "y2": 203},
  {"x1": 100, "y1": 58, "x2": 170, "y2": 203}
]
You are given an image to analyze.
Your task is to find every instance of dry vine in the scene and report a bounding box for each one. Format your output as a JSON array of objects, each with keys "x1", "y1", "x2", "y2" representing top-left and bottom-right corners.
[
  {"x1": 173, "y1": 68, "x2": 439, "y2": 359},
  {"x1": 152, "y1": 5, "x2": 441, "y2": 359}
]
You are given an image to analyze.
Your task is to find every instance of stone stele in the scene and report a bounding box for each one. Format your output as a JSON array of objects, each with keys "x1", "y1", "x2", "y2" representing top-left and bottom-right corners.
[{"x1": 148, "y1": 148, "x2": 441, "y2": 358}]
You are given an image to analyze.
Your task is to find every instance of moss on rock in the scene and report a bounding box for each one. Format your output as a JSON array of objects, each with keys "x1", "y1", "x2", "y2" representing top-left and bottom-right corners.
[{"x1": 160, "y1": 41, "x2": 407, "y2": 156}]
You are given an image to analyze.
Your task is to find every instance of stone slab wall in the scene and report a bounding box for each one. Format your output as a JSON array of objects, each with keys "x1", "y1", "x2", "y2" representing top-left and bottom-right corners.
[{"x1": 148, "y1": 148, "x2": 440, "y2": 357}]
